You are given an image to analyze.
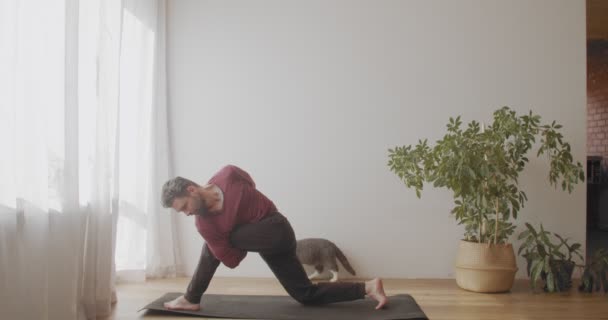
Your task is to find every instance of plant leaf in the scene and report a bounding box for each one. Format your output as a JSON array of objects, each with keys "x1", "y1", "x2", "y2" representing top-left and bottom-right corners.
[
  {"x1": 547, "y1": 271, "x2": 555, "y2": 292},
  {"x1": 530, "y1": 259, "x2": 543, "y2": 291}
]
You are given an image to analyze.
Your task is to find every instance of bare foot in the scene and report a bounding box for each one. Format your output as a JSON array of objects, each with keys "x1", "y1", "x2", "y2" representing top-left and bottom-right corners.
[
  {"x1": 163, "y1": 295, "x2": 200, "y2": 311},
  {"x1": 365, "y1": 278, "x2": 388, "y2": 310}
]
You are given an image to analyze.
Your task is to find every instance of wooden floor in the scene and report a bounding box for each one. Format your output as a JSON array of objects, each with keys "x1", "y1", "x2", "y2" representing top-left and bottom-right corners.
[{"x1": 111, "y1": 277, "x2": 608, "y2": 320}]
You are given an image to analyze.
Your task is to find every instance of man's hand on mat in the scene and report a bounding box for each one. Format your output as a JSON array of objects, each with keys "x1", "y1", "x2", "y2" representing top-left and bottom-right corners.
[
  {"x1": 163, "y1": 295, "x2": 200, "y2": 311},
  {"x1": 365, "y1": 278, "x2": 388, "y2": 310}
]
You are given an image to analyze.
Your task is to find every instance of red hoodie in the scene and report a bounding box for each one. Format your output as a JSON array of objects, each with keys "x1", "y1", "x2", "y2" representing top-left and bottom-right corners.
[{"x1": 194, "y1": 165, "x2": 277, "y2": 268}]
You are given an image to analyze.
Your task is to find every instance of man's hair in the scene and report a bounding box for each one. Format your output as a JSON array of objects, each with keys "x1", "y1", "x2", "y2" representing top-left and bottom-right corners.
[{"x1": 161, "y1": 176, "x2": 199, "y2": 208}]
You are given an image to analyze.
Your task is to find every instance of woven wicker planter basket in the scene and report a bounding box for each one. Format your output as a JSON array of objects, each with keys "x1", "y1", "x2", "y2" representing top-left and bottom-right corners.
[{"x1": 455, "y1": 240, "x2": 518, "y2": 293}]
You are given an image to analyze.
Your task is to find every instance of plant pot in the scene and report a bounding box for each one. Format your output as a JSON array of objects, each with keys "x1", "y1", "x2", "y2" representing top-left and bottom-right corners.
[
  {"x1": 540, "y1": 260, "x2": 575, "y2": 292},
  {"x1": 455, "y1": 240, "x2": 518, "y2": 293}
]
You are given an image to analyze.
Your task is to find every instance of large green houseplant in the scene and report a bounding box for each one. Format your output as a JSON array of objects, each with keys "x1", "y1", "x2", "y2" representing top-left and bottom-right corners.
[{"x1": 388, "y1": 107, "x2": 584, "y2": 292}]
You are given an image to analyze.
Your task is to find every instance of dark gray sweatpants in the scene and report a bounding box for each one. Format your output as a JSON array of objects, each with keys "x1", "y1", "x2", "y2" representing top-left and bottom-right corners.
[{"x1": 184, "y1": 212, "x2": 366, "y2": 305}]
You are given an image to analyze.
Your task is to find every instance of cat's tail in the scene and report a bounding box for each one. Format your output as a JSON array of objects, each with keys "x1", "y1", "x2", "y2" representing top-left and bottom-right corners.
[{"x1": 334, "y1": 246, "x2": 356, "y2": 275}]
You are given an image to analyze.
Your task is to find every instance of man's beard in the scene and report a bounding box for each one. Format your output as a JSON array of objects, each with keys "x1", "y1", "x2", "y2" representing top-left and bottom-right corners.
[{"x1": 196, "y1": 198, "x2": 211, "y2": 216}]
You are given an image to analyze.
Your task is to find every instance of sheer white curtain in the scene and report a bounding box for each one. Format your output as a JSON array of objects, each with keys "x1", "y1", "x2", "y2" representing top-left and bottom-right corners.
[
  {"x1": 0, "y1": 0, "x2": 180, "y2": 319},
  {"x1": 115, "y1": 0, "x2": 183, "y2": 281}
]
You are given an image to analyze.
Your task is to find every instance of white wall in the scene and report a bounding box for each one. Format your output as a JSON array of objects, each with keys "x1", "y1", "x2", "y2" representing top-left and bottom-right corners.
[{"x1": 167, "y1": 0, "x2": 586, "y2": 279}]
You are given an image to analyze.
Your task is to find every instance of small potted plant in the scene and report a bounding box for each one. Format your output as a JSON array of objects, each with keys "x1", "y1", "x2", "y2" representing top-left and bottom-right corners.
[
  {"x1": 388, "y1": 107, "x2": 584, "y2": 292},
  {"x1": 517, "y1": 223, "x2": 583, "y2": 292},
  {"x1": 579, "y1": 248, "x2": 608, "y2": 293}
]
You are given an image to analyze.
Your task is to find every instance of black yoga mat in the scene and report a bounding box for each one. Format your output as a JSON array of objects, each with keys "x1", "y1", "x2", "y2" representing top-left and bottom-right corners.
[{"x1": 140, "y1": 292, "x2": 428, "y2": 320}]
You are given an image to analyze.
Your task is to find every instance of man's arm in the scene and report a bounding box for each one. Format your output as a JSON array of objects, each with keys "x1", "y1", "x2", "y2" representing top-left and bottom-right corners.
[
  {"x1": 198, "y1": 181, "x2": 248, "y2": 268},
  {"x1": 206, "y1": 236, "x2": 247, "y2": 269},
  {"x1": 164, "y1": 243, "x2": 220, "y2": 310},
  {"x1": 184, "y1": 242, "x2": 221, "y2": 303}
]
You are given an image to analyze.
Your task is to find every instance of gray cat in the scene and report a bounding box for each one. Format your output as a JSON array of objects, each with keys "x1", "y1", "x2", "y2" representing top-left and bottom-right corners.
[{"x1": 295, "y1": 238, "x2": 356, "y2": 282}]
